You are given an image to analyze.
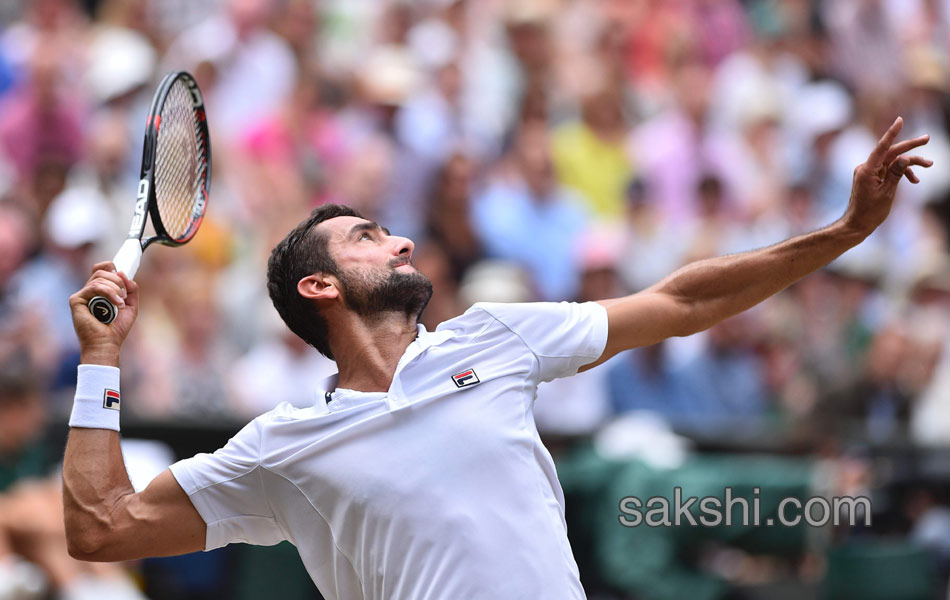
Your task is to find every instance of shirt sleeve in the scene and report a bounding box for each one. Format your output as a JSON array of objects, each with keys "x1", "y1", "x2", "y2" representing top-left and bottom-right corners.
[
  {"x1": 472, "y1": 301, "x2": 608, "y2": 383},
  {"x1": 169, "y1": 418, "x2": 285, "y2": 551}
]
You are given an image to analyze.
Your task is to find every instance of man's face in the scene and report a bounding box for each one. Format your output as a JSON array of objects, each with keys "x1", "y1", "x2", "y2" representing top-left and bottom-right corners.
[{"x1": 318, "y1": 216, "x2": 432, "y2": 320}]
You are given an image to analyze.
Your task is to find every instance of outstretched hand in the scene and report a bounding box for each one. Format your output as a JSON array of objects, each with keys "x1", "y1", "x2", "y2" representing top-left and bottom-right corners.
[{"x1": 844, "y1": 117, "x2": 932, "y2": 235}]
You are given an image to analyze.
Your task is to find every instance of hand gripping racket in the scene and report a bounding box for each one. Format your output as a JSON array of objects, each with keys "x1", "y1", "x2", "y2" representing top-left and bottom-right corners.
[{"x1": 88, "y1": 71, "x2": 211, "y2": 324}]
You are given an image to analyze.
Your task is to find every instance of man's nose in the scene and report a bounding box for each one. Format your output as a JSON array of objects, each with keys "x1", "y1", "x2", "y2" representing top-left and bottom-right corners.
[{"x1": 393, "y1": 236, "x2": 414, "y2": 258}]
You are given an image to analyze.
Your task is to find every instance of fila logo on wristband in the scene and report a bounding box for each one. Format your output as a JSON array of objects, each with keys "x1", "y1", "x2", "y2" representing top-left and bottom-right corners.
[{"x1": 103, "y1": 389, "x2": 121, "y2": 410}]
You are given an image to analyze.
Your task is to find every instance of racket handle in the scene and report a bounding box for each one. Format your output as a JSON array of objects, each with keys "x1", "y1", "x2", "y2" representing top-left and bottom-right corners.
[
  {"x1": 89, "y1": 296, "x2": 118, "y2": 324},
  {"x1": 113, "y1": 239, "x2": 143, "y2": 280},
  {"x1": 87, "y1": 240, "x2": 143, "y2": 324}
]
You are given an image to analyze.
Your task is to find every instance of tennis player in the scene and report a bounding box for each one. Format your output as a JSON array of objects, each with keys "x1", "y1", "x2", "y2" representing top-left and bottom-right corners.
[{"x1": 63, "y1": 118, "x2": 929, "y2": 598}]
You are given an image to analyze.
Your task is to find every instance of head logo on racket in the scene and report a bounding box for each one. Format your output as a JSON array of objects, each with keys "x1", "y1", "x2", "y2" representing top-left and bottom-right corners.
[{"x1": 129, "y1": 179, "x2": 149, "y2": 236}]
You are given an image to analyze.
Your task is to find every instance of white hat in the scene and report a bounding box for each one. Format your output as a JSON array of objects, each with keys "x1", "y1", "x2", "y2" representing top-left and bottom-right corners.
[
  {"x1": 358, "y1": 45, "x2": 422, "y2": 106},
  {"x1": 408, "y1": 19, "x2": 459, "y2": 70},
  {"x1": 459, "y1": 260, "x2": 533, "y2": 305},
  {"x1": 85, "y1": 26, "x2": 157, "y2": 104},
  {"x1": 45, "y1": 186, "x2": 112, "y2": 248},
  {"x1": 792, "y1": 80, "x2": 853, "y2": 140}
]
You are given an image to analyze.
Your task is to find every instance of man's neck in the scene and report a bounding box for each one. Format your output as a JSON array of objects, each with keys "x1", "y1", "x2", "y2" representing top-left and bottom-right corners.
[{"x1": 329, "y1": 312, "x2": 420, "y2": 393}]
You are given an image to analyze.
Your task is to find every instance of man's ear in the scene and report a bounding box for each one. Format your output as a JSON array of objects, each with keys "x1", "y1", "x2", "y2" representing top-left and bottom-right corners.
[{"x1": 298, "y1": 273, "x2": 339, "y2": 302}]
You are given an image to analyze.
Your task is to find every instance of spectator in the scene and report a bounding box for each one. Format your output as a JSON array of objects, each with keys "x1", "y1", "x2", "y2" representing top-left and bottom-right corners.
[
  {"x1": 0, "y1": 46, "x2": 83, "y2": 196},
  {"x1": 551, "y1": 84, "x2": 633, "y2": 219},
  {"x1": 162, "y1": 0, "x2": 296, "y2": 140},
  {"x1": 229, "y1": 312, "x2": 337, "y2": 418},
  {"x1": 0, "y1": 363, "x2": 48, "y2": 492},
  {"x1": 606, "y1": 342, "x2": 696, "y2": 429},
  {"x1": 423, "y1": 151, "x2": 483, "y2": 283},
  {"x1": 472, "y1": 121, "x2": 589, "y2": 301},
  {"x1": 616, "y1": 177, "x2": 685, "y2": 293}
]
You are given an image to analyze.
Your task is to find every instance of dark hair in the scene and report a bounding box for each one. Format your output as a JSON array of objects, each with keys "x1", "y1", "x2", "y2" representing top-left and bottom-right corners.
[{"x1": 267, "y1": 204, "x2": 364, "y2": 360}]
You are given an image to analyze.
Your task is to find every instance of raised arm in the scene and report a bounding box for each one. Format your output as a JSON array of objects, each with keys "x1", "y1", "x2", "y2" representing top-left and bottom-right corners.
[
  {"x1": 581, "y1": 117, "x2": 931, "y2": 371},
  {"x1": 63, "y1": 262, "x2": 205, "y2": 561}
]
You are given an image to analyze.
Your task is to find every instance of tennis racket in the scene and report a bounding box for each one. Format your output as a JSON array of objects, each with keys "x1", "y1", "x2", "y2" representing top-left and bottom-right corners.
[{"x1": 88, "y1": 71, "x2": 211, "y2": 324}]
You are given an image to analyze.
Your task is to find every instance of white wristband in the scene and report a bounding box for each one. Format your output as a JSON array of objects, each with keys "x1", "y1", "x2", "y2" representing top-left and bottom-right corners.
[{"x1": 69, "y1": 365, "x2": 122, "y2": 431}]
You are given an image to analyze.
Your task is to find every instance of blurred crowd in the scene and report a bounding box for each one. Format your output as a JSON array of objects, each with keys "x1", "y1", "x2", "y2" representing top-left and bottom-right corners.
[
  {"x1": 1, "y1": 0, "x2": 950, "y2": 597},
  {"x1": 0, "y1": 0, "x2": 947, "y2": 439}
]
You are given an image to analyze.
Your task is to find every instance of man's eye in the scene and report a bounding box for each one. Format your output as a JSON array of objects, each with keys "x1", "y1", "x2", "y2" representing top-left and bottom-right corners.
[{"x1": 359, "y1": 232, "x2": 372, "y2": 241}]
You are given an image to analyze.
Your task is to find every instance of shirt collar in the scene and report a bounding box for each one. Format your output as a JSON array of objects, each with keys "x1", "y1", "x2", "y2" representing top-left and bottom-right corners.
[{"x1": 317, "y1": 323, "x2": 456, "y2": 411}]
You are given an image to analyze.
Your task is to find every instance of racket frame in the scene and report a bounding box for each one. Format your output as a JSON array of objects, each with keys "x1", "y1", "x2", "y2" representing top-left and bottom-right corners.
[
  {"x1": 140, "y1": 71, "x2": 211, "y2": 249},
  {"x1": 89, "y1": 71, "x2": 211, "y2": 324}
]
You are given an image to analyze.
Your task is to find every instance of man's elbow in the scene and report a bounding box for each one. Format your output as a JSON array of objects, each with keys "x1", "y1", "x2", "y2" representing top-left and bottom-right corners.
[
  {"x1": 64, "y1": 510, "x2": 121, "y2": 561},
  {"x1": 65, "y1": 527, "x2": 108, "y2": 561},
  {"x1": 673, "y1": 315, "x2": 713, "y2": 338},
  {"x1": 640, "y1": 288, "x2": 710, "y2": 339},
  {"x1": 668, "y1": 295, "x2": 727, "y2": 338},
  {"x1": 663, "y1": 299, "x2": 707, "y2": 339}
]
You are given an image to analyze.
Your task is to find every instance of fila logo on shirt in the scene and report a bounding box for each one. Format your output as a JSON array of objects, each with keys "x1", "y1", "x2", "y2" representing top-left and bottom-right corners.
[
  {"x1": 452, "y1": 369, "x2": 480, "y2": 388},
  {"x1": 103, "y1": 389, "x2": 120, "y2": 411}
]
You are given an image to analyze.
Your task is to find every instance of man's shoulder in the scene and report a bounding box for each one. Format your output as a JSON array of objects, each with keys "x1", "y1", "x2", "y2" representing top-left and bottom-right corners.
[
  {"x1": 443, "y1": 301, "x2": 590, "y2": 324},
  {"x1": 251, "y1": 401, "x2": 323, "y2": 425},
  {"x1": 435, "y1": 301, "x2": 600, "y2": 343},
  {"x1": 435, "y1": 302, "x2": 525, "y2": 333},
  {"x1": 220, "y1": 402, "x2": 330, "y2": 459},
  {"x1": 225, "y1": 402, "x2": 318, "y2": 445}
]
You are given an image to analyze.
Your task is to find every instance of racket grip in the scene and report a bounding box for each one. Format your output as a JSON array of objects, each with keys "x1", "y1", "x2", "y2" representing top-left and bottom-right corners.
[
  {"x1": 88, "y1": 297, "x2": 118, "y2": 324},
  {"x1": 88, "y1": 239, "x2": 142, "y2": 324},
  {"x1": 113, "y1": 239, "x2": 143, "y2": 279}
]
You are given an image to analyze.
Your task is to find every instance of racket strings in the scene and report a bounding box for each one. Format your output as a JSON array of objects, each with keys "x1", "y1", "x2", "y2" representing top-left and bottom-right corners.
[{"x1": 154, "y1": 79, "x2": 206, "y2": 241}]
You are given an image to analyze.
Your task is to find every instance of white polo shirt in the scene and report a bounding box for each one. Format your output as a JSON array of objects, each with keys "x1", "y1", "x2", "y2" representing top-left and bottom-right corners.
[{"x1": 169, "y1": 301, "x2": 608, "y2": 599}]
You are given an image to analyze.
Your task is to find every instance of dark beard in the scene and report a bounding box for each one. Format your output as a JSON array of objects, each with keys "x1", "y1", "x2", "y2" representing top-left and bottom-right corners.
[{"x1": 340, "y1": 267, "x2": 433, "y2": 321}]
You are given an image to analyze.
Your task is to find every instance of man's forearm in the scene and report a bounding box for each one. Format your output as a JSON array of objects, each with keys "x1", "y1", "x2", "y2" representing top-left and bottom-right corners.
[
  {"x1": 657, "y1": 219, "x2": 868, "y2": 335},
  {"x1": 62, "y1": 350, "x2": 137, "y2": 559},
  {"x1": 63, "y1": 429, "x2": 137, "y2": 559}
]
